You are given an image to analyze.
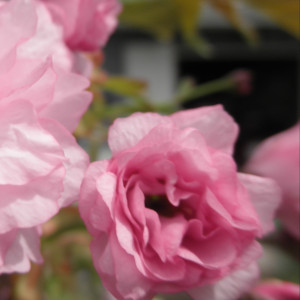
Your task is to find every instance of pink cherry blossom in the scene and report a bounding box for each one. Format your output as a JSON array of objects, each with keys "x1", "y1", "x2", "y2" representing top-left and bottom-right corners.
[
  {"x1": 0, "y1": 100, "x2": 89, "y2": 274},
  {"x1": 0, "y1": 0, "x2": 89, "y2": 273},
  {"x1": 0, "y1": 0, "x2": 92, "y2": 132},
  {"x1": 253, "y1": 281, "x2": 300, "y2": 300},
  {"x1": 41, "y1": 0, "x2": 122, "y2": 51},
  {"x1": 79, "y1": 106, "x2": 281, "y2": 300},
  {"x1": 245, "y1": 124, "x2": 300, "y2": 239},
  {"x1": 0, "y1": 228, "x2": 43, "y2": 274}
]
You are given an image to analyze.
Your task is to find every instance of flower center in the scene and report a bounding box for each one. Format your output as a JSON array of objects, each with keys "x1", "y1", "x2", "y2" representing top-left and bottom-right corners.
[
  {"x1": 144, "y1": 194, "x2": 195, "y2": 220},
  {"x1": 145, "y1": 194, "x2": 178, "y2": 218}
]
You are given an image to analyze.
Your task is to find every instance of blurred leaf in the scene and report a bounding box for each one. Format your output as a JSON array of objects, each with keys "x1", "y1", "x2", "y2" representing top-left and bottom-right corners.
[
  {"x1": 174, "y1": 0, "x2": 201, "y2": 36},
  {"x1": 120, "y1": 0, "x2": 212, "y2": 56},
  {"x1": 120, "y1": 0, "x2": 177, "y2": 40},
  {"x1": 120, "y1": 0, "x2": 299, "y2": 58},
  {"x1": 209, "y1": 0, "x2": 258, "y2": 44},
  {"x1": 245, "y1": 0, "x2": 300, "y2": 37},
  {"x1": 103, "y1": 76, "x2": 147, "y2": 98},
  {"x1": 174, "y1": 0, "x2": 212, "y2": 57},
  {"x1": 176, "y1": 78, "x2": 197, "y2": 100},
  {"x1": 15, "y1": 266, "x2": 42, "y2": 300}
]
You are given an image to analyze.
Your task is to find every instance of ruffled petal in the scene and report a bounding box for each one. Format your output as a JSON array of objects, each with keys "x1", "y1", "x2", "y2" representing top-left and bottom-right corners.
[
  {"x1": 0, "y1": 101, "x2": 65, "y2": 232},
  {"x1": 40, "y1": 117, "x2": 89, "y2": 207},
  {"x1": 188, "y1": 262, "x2": 259, "y2": 300},
  {"x1": 91, "y1": 231, "x2": 154, "y2": 300},
  {"x1": 0, "y1": 227, "x2": 42, "y2": 274},
  {"x1": 239, "y1": 173, "x2": 281, "y2": 235},
  {"x1": 79, "y1": 161, "x2": 112, "y2": 235},
  {"x1": 40, "y1": 66, "x2": 91, "y2": 132},
  {"x1": 108, "y1": 112, "x2": 167, "y2": 155},
  {"x1": 0, "y1": 0, "x2": 36, "y2": 72},
  {"x1": 18, "y1": 1, "x2": 73, "y2": 71},
  {"x1": 171, "y1": 105, "x2": 239, "y2": 155}
]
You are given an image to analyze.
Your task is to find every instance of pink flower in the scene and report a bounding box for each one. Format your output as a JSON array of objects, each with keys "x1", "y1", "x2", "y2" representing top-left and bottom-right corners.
[
  {"x1": 0, "y1": 0, "x2": 92, "y2": 132},
  {"x1": 79, "y1": 106, "x2": 281, "y2": 300},
  {"x1": 41, "y1": 0, "x2": 121, "y2": 51},
  {"x1": 0, "y1": 0, "x2": 89, "y2": 273},
  {"x1": 253, "y1": 281, "x2": 300, "y2": 300},
  {"x1": 0, "y1": 101, "x2": 89, "y2": 274},
  {"x1": 245, "y1": 124, "x2": 300, "y2": 239}
]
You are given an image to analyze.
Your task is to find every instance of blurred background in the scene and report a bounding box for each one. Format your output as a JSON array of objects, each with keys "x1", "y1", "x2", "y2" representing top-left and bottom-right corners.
[
  {"x1": 1, "y1": 1, "x2": 299, "y2": 299},
  {"x1": 103, "y1": 0, "x2": 299, "y2": 165}
]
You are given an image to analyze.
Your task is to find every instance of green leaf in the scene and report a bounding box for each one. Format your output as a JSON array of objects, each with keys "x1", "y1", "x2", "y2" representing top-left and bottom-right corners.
[
  {"x1": 245, "y1": 0, "x2": 300, "y2": 37},
  {"x1": 208, "y1": 0, "x2": 258, "y2": 45},
  {"x1": 120, "y1": 0, "x2": 212, "y2": 56},
  {"x1": 174, "y1": 0, "x2": 213, "y2": 57},
  {"x1": 102, "y1": 76, "x2": 147, "y2": 98},
  {"x1": 120, "y1": 0, "x2": 177, "y2": 40}
]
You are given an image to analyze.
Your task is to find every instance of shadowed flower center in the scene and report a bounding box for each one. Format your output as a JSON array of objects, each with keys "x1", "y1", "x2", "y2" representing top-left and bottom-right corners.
[
  {"x1": 145, "y1": 194, "x2": 195, "y2": 219},
  {"x1": 145, "y1": 194, "x2": 177, "y2": 217}
]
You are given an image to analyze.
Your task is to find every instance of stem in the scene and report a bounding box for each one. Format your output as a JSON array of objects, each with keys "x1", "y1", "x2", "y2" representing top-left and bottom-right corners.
[{"x1": 175, "y1": 76, "x2": 235, "y2": 105}]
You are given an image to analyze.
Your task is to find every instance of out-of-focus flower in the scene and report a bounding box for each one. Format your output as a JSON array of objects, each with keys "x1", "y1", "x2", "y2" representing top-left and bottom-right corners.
[
  {"x1": 79, "y1": 105, "x2": 280, "y2": 300},
  {"x1": 252, "y1": 280, "x2": 300, "y2": 300},
  {"x1": 0, "y1": 0, "x2": 89, "y2": 273},
  {"x1": 41, "y1": 0, "x2": 121, "y2": 51},
  {"x1": 230, "y1": 69, "x2": 252, "y2": 96},
  {"x1": 0, "y1": 100, "x2": 89, "y2": 274},
  {"x1": 245, "y1": 124, "x2": 300, "y2": 239},
  {"x1": 0, "y1": 0, "x2": 92, "y2": 132}
]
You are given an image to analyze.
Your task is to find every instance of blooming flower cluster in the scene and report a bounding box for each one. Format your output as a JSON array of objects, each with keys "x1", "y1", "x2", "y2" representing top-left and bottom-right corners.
[
  {"x1": 1, "y1": 1, "x2": 298, "y2": 299},
  {"x1": 0, "y1": 0, "x2": 119, "y2": 274},
  {"x1": 79, "y1": 107, "x2": 281, "y2": 300}
]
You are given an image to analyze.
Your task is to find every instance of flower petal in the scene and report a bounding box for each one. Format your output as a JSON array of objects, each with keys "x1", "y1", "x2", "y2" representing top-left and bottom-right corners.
[
  {"x1": 40, "y1": 67, "x2": 92, "y2": 132},
  {"x1": 79, "y1": 160, "x2": 111, "y2": 235},
  {"x1": 0, "y1": 0, "x2": 36, "y2": 72},
  {"x1": 91, "y1": 231, "x2": 154, "y2": 300},
  {"x1": 171, "y1": 105, "x2": 239, "y2": 155},
  {"x1": 239, "y1": 173, "x2": 281, "y2": 235},
  {"x1": 188, "y1": 262, "x2": 259, "y2": 300},
  {"x1": 0, "y1": 227, "x2": 42, "y2": 274},
  {"x1": 40, "y1": 117, "x2": 89, "y2": 207},
  {"x1": 108, "y1": 112, "x2": 167, "y2": 155}
]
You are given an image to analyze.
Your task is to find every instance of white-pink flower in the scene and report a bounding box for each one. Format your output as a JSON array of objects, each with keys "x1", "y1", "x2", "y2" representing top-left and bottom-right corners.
[
  {"x1": 41, "y1": 0, "x2": 121, "y2": 51},
  {"x1": 0, "y1": 0, "x2": 90, "y2": 273},
  {"x1": 245, "y1": 124, "x2": 300, "y2": 239},
  {"x1": 79, "y1": 106, "x2": 281, "y2": 300}
]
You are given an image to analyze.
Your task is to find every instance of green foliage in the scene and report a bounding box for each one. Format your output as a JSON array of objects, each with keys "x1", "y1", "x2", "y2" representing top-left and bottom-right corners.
[
  {"x1": 245, "y1": 0, "x2": 300, "y2": 37},
  {"x1": 120, "y1": 0, "x2": 212, "y2": 56},
  {"x1": 209, "y1": 0, "x2": 257, "y2": 45},
  {"x1": 119, "y1": 0, "x2": 299, "y2": 56}
]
